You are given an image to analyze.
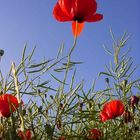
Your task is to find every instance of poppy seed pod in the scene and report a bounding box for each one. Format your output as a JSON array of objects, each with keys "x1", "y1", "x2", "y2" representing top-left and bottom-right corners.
[
  {"x1": 0, "y1": 49, "x2": 4, "y2": 56},
  {"x1": 105, "y1": 78, "x2": 109, "y2": 84}
]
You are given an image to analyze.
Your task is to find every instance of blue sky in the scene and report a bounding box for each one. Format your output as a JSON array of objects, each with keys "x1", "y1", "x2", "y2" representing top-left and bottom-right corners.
[{"x1": 0, "y1": 0, "x2": 140, "y2": 91}]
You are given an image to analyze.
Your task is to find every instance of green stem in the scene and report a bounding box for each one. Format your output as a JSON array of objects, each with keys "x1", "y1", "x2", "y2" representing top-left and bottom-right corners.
[
  {"x1": 61, "y1": 28, "x2": 77, "y2": 96},
  {"x1": 53, "y1": 23, "x2": 78, "y2": 139},
  {"x1": 12, "y1": 62, "x2": 25, "y2": 131}
]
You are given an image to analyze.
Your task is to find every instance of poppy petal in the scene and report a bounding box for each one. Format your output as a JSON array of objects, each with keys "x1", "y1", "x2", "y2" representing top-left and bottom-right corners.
[
  {"x1": 26, "y1": 130, "x2": 33, "y2": 139},
  {"x1": 84, "y1": 13, "x2": 103, "y2": 22},
  {"x1": 17, "y1": 129, "x2": 33, "y2": 140},
  {"x1": 100, "y1": 100, "x2": 124, "y2": 122},
  {"x1": 100, "y1": 112, "x2": 109, "y2": 122},
  {"x1": 89, "y1": 128, "x2": 102, "y2": 139},
  {"x1": 0, "y1": 100, "x2": 11, "y2": 117},
  {"x1": 72, "y1": 21, "x2": 84, "y2": 36},
  {"x1": 4, "y1": 94, "x2": 19, "y2": 111},
  {"x1": 59, "y1": 136, "x2": 66, "y2": 140},
  {"x1": 17, "y1": 130, "x2": 25, "y2": 139},
  {"x1": 76, "y1": 0, "x2": 97, "y2": 18},
  {"x1": 53, "y1": 1, "x2": 72, "y2": 21},
  {"x1": 58, "y1": 0, "x2": 75, "y2": 17},
  {"x1": 0, "y1": 94, "x2": 20, "y2": 117}
]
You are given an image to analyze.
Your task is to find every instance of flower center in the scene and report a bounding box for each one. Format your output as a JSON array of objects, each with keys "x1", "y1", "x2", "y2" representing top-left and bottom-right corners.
[{"x1": 73, "y1": 17, "x2": 83, "y2": 23}]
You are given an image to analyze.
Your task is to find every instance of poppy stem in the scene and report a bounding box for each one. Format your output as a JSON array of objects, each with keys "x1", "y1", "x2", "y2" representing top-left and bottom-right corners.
[
  {"x1": 69, "y1": 22, "x2": 78, "y2": 56},
  {"x1": 60, "y1": 26, "x2": 78, "y2": 93},
  {"x1": 54, "y1": 24, "x2": 78, "y2": 138}
]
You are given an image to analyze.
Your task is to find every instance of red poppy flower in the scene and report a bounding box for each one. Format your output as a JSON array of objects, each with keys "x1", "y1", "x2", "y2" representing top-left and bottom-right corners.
[
  {"x1": 53, "y1": 0, "x2": 103, "y2": 36},
  {"x1": 100, "y1": 100, "x2": 124, "y2": 122},
  {"x1": 59, "y1": 136, "x2": 66, "y2": 140},
  {"x1": 0, "y1": 94, "x2": 20, "y2": 117},
  {"x1": 17, "y1": 129, "x2": 33, "y2": 140},
  {"x1": 88, "y1": 128, "x2": 102, "y2": 140}
]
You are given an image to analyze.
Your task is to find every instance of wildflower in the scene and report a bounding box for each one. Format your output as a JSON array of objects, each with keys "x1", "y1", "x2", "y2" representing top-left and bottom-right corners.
[
  {"x1": 0, "y1": 94, "x2": 20, "y2": 117},
  {"x1": 53, "y1": 0, "x2": 103, "y2": 36},
  {"x1": 88, "y1": 128, "x2": 102, "y2": 140},
  {"x1": 17, "y1": 129, "x2": 33, "y2": 140},
  {"x1": 100, "y1": 100, "x2": 124, "y2": 122}
]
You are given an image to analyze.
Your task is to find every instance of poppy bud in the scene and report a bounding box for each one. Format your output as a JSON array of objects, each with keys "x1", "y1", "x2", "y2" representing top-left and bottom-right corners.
[
  {"x1": 105, "y1": 78, "x2": 109, "y2": 84},
  {"x1": 0, "y1": 49, "x2": 4, "y2": 56},
  {"x1": 130, "y1": 96, "x2": 139, "y2": 107}
]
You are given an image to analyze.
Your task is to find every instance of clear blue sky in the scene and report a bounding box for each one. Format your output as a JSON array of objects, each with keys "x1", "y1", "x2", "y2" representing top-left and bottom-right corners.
[{"x1": 0, "y1": 0, "x2": 140, "y2": 91}]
